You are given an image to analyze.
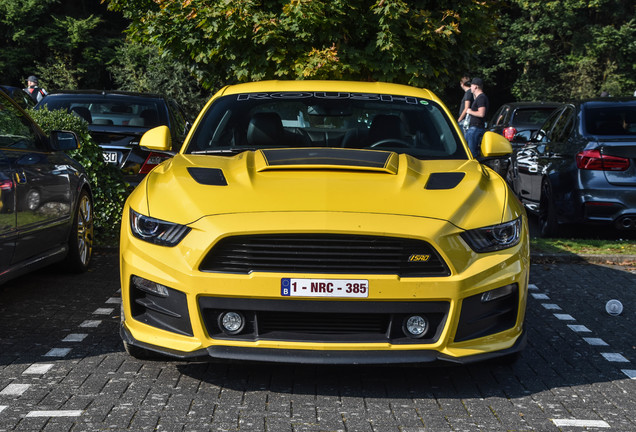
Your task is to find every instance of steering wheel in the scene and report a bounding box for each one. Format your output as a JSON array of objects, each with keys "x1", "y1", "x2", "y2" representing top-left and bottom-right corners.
[{"x1": 369, "y1": 138, "x2": 412, "y2": 148}]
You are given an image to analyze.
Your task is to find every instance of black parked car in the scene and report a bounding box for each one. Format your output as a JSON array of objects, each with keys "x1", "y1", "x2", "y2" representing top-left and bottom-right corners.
[
  {"x1": 0, "y1": 88, "x2": 93, "y2": 285},
  {"x1": 0, "y1": 85, "x2": 36, "y2": 110},
  {"x1": 36, "y1": 91, "x2": 190, "y2": 185},
  {"x1": 489, "y1": 102, "x2": 561, "y2": 144},
  {"x1": 507, "y1": 98, "x2": 636, "y2": 236}
]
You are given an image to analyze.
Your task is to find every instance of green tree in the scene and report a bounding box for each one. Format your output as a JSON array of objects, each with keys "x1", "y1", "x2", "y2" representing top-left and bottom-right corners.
[
  {"x1": 484, "y1": 0, "x2": 636, "y2": 101},
  {"x1": 0, "y1": 0, "x2": 127, "y2": 90},
  {"x1": 106, "y1": 0, "x2": 500, "y2": 93}
]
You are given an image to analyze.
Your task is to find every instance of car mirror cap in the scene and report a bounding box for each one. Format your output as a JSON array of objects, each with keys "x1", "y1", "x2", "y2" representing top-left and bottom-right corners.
[
  {"x1": 480, "y1": 131, "x2": 512, "y2": 157},
  {"x1": 140, "y1": 125, "x2": 172, "y2": 152}
]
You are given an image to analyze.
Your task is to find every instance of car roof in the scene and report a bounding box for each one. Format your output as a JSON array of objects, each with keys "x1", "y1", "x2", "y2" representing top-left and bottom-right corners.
[
  {"x1": 214, "y1": 80, "x2": 439, "y2": 101},
  {"x1": 42, "y1": 90, "x2": 170, "y2": 100},
  {"x1": 501, "y1": 101, "x2": 562, "y2": 109}
]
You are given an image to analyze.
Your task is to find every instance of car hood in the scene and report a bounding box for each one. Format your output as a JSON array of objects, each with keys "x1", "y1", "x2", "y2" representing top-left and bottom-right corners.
[{"x1": 138, "y1": 148, "x2": 515, "y2": 230}]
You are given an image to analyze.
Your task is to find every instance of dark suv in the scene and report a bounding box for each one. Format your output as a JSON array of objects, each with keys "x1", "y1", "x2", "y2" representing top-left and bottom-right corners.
[
  {"x1": 507, "y1": 98, "x2": 636, "y2": 236},
  {"x1": 36, "y1": 91, "x2": 191, "y2": 185}
]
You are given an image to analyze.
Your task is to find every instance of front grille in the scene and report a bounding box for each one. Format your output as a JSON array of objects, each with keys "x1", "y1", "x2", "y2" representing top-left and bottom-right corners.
[
  {"x1": 199, "y1": 297, "x2": 449, "y2": 344},
  {"x1": 199, "y1": 234, "x2": 449, "y2": 277}
]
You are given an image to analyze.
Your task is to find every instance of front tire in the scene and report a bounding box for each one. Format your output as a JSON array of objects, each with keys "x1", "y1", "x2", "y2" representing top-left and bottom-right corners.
[
  {"x1": 64, "y1": 189, "x2": 93, "y2": 272},
  {"x1": 539, "y1": 182, "x2": 559, "y2": 237}
]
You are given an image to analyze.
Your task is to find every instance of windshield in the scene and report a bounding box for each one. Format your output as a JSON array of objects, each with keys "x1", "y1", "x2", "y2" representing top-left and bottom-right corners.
[{"x1": 186, "y1": 92, "x2": 467, "y2": 160}]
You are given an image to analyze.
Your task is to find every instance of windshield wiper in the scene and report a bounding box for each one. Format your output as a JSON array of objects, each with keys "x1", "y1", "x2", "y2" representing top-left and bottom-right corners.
[{"x1": 190, "y1": 147, "x2": 256, "y2": 155}]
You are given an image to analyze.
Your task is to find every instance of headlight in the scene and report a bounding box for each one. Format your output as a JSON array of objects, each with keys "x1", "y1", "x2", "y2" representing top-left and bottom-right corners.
[
  {"x1": 129, "y1": 208, "x2": 191, "y2": 246},
  {"x1": 460, "y1": 217, "x2": 522, "y2": 252}
]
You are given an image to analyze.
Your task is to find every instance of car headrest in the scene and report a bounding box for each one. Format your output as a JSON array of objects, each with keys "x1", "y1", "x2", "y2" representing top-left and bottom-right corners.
[{"x1": 247, "y1": 112, "x2": 284, "y2": 146}]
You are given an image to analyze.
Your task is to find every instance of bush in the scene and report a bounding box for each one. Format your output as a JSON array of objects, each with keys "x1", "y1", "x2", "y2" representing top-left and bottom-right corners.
[{"x1": 28, "y1": 108, "x2": 131, "y2": 246}]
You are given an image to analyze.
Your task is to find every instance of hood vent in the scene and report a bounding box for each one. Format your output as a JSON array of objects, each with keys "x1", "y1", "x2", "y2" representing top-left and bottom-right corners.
[
  {"x1": 187, "y1": 167, "x2": 228, "y2": 186},
  {"x1": 425, "y1": 172, "x2": 465, "y2": 190},
  {"x1": 259, "y1": 148, "x2": 398, "y2": 174}
]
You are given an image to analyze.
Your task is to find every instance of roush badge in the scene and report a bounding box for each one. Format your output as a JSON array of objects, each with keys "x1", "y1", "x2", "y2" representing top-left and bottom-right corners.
[{"x1": 408, "y1": 254, "x2": 431, "y2": 262}]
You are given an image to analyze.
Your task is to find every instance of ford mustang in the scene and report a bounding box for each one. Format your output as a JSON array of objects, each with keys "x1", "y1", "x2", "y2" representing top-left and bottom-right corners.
[{"x1": 119, "y1": 81, "x2": 529, "y2": 364}]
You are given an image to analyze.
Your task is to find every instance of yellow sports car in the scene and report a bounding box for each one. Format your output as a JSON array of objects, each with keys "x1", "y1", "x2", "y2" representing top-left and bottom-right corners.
[{"x1": 120, "y1": 81, "x2": 529, "y2": 364}]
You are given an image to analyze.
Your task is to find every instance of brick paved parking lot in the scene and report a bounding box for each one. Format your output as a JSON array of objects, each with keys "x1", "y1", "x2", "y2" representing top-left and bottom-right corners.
[{"x1": 0, "y1": 251, "x2": 634, "y2": 431}]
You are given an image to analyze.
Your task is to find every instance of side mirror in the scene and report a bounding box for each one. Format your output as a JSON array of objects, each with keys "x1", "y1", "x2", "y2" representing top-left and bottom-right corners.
[
  {"x1": 50, "y1": 131, "x2": 80, "y2": 151},
  {"x1": 480, "y1": 131, "x2": 512, "y2": 158},
  {"x1": 140, "y1": 125, "x2": 172, "y2": 151}
]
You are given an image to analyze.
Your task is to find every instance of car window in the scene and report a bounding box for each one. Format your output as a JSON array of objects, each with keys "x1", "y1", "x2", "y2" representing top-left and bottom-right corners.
[
  {"x1": 550, "y1": 106, "x2": 575, "y2": 142},
  {"x1": 0, "y1": 98, "x2": 44, "y2": 151},
  {"x1": 584, "y1": 104, "x2": 636, "y2": 135},
  {"x1": 41, "y1": 96, "x2": 166, "y2": 128},
  {"x1": 490, "y1": 105, "x2": 508, "y2": 127},
  {"x1": 187, "y1": 92, "x2": 468, "y2": 160},
  {"x1": 511, "y1": 107, "x2": 558, "y2": 128}
]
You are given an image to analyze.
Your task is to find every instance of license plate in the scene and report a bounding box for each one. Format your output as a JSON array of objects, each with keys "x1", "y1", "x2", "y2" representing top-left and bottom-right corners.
[
  {"x1": 281, "y1": 278, "x2": 369, "y2": 298},
  {"x1": 102, "y1": 151, "x2": 118, "y2": 164}
]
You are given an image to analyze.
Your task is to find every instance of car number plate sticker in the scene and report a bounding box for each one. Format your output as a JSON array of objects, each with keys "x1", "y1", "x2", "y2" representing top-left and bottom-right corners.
[
  {"x1": 281, "y1": 278, "x2": 368, "y2": 298},
  {"x1": 102, "y1": 151, "x2": 118, "y2": 164}
]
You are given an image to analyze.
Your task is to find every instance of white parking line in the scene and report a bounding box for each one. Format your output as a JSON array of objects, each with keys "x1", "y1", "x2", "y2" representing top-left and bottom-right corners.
[
  {"x1": 62, "y1": 333, "x2": 88, "y2": 342},
  {"x1": 44, "y1": 348, "x2": 72, "y2": 357},
  {"x1": 542, "y1": 303, "x2": 562, "y2": 310},
  {"x1": 583, "y1": 337, "x2": 609, "y2": 346},
  {"x1": 622, "y1": 369, "x2": 636, "y2": 379},
  {"x1": 601, "y1": 353, "x2": 630, "y2": 362},
  {"x1": 25, "y1": 410, "x2": 82, "y2": 418},
  {"x1": 80, "y1": 320, "x2": 101, "y2": 328},
  {"x1": 552, "y1": 419, "x2": 610, "y2": 428},
  {"x1": 106, "y1": 297, "x2": 120, "y2": 304},
  {"x1": 554, "y1": 313, "x2": 575, "y2": 321},
  {"x1": 532, "y1": 293, "x2": 550, "y2": 300},
  {"x1": 23, "y1": 364, "x2": 54, "y2": 375},
  {"x1": 0, "y1": 384, "x2": 30, "y2": 396},
  {"x1": 567, "y1": 324, "x2": 591, "y2": 333},
  {"x1": 528, "y1": 284, "x2": 539, "y2": 290},
  {"x1": 93, "y1": 308, "x2": 114, "y2": 315},
  {"x1": 0, "y1": 405, "x2": 6, "y2": 413}
]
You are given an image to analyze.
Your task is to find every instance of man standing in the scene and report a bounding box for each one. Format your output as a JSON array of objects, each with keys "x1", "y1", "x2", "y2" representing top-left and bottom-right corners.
[
  {"x1": 465, "y1": 77, "x2": 489, "y2": 157},
  {"x1": 457, "y1": 75, "x2": 473, "y2": 135},
  {"x1": 24, "y1": 75, "x2": 47, "y2": 103}
]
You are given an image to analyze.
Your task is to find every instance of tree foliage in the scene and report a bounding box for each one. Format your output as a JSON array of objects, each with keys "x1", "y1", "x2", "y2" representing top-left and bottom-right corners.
[
  {"x1": 483, "y1": 0, "x2": 636, "y2": 100},
  {"x1": 106, "y1": 0, "x2": 499, "y2": 93}
]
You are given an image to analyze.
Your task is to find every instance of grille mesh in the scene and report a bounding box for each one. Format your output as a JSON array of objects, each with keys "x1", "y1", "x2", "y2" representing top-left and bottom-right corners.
[{"x1": 199, "y1": 234, "x2": 449, "y2": 276}]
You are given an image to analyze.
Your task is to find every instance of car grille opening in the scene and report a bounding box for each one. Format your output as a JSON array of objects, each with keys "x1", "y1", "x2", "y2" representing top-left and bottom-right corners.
[{"x1": 199, "y1": 234, "x2": 450, "y2": 277}]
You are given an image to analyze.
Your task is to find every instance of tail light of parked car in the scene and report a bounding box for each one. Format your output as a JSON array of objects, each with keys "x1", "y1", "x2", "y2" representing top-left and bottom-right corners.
[
  {"x1": 503, "y1": 127, "x2": 516, "y2": 141},
  {"x1": 139, "y1": 152, "x2": 171, "y2": 174},
  {"x1": 576, "y1": 149, "x2": 630, "y2": 171}
]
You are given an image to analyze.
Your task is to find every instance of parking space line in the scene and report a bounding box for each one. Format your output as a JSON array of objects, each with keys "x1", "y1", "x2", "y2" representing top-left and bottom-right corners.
[
  {"x1": 22, "y1": 364, "x2": 54, "y2": 375},
  {"x1": 583, "y1": 337, "x2": 609, "y2": 346},
  {"x1": 0, "y1": 405, "x2": 6, "y2": 414},
  {"x1": 552, "y1": 419, "x2": 610, "y2": 428},
  {"x1": 25, "y1": 410, "x2": 82, "y2": 418},
  {"x1": 601, "y1": 353, "x2": 630, "y2": 363},
  {"x1": 92, "y1": 308, "x2": 114, "y2": 315},
  {"x1": 0, "y1": 384, "x2": 30, "y2": 396},
  {"x1": 62, "y1": 333, "x2": 88, "y2": 342},
  {"x1": 567, "y1": 324, "x2": 591, "y2": 333},
  {"x1": 531, "y1": 293, "x2": 550, "y2": 299},
  {"x1": 106, "y1": 297, "x2": 120, "y2": 304},
  {"x1": 553, "y1": 313, "x2": 575, "y2": 321},
  {"x1": 44, "y1": 348, "x2": 72, "y2": 357},
  {"x1": 80, "y1": 320, "x2": 102, "y2": 328},
  {"x1": 622, "y1": 370, "x2": 636, "y2": 379},
  {"x1": 542, "y1": 303, "x2": 561, "y2": 310}
]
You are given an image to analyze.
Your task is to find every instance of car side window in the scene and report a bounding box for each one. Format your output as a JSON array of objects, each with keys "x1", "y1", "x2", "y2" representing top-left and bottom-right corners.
[
  {"x1": 550, "y1": 106, "x2": 575, "y2": 142},
  {"x1": 0, "y1": 100, "x2": 44, "y2": 151}
]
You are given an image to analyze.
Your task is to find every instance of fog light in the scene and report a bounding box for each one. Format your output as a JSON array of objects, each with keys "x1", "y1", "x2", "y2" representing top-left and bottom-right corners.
[
  {"x1": 481, "y1": 283, "x2": 517, "y2": 303},
  {"x1": 131, "y1": 275, "x2": 169, "y2": 297},
  {"x1": 219, "y1": 311, "x2": 244, "y2": 335},
  {"x1": 403, "y1": 315, "x2": 428, "y2": 338}
]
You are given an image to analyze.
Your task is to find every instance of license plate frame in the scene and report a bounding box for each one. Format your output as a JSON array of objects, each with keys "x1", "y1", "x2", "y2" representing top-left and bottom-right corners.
[{"x1": 281, "y1": 278, "x2": 369, "y2": 298}]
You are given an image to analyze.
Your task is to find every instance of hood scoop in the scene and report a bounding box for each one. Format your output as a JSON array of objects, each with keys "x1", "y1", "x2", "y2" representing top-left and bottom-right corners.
[
  {"x1": 257, "y1": 148, "x2": 399, "y2": 174},
  {"x1": 188, "y1": 167, "x2": 228, "y2": 185},
  {"x1": 425, "y1": 172, "x2": 465, "y2": 190}
]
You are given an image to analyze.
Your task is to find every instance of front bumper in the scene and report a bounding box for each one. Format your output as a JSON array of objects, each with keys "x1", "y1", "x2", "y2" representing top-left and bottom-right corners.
[{"x1": 120, "y1": 211, "x2": 530, "y2": 364}]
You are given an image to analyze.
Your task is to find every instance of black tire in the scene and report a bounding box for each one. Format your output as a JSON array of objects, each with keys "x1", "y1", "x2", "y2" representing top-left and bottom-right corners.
[
  {"x1": 64, "y1": 189, "x2": 93, "y2": 272},
  {"x1": 538, "y1": 182, "x2": 559, "y2": 237}
]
